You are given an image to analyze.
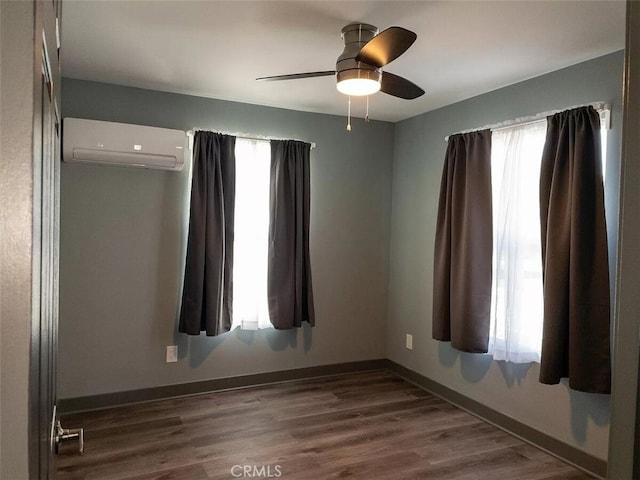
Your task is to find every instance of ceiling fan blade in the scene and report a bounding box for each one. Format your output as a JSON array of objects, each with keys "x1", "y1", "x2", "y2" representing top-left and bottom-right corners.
[
  {"x1": 355, "y1": 27, "x2": 417, "y2": 68},
  {"x1": 380, "y1": 72, "x2": 425, "y2": 100},
  {"x1": 256, "y1": 71, "x2": 335, "y2": 82}
]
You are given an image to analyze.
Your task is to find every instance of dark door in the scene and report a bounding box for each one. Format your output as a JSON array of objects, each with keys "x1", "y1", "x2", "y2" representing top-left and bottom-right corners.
[{"x1": 33, "y1": 25, "x2": 60, "y2": 479}]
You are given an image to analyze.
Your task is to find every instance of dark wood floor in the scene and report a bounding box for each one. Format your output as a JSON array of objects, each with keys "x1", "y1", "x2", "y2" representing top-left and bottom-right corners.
[{"x1": 56, "y1": 371, "x2": 592, "y2": 479}]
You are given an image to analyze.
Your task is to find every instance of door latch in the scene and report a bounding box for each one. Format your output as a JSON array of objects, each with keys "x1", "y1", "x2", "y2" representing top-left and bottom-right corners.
[{"x1": 54, "y1": 421, "x2": 84, "y2": 455}]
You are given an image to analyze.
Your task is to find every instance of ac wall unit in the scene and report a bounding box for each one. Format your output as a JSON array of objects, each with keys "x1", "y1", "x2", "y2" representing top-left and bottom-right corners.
[{"x1": 62, "y1": 118, "x2": 186, "y2": 171}]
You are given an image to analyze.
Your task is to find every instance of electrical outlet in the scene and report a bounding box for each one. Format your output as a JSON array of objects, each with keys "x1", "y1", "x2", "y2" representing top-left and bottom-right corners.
[
  {"x1": 166, "y1": 345, "x2": 178, "y2": 363},
  {"x1": 405, "y1": 334, "x2": 413, "y2": 350}
]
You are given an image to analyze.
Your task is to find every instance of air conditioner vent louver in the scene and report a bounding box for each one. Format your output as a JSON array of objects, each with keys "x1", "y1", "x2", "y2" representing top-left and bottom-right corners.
[{"x1": 63, "y1": 118, "x2": 186, "y2": 171}]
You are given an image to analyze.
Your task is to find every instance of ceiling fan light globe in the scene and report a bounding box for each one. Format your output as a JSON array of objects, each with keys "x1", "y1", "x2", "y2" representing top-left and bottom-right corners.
[{"x1": 337, "y1": 78, "x2": 381, "y2": 96}]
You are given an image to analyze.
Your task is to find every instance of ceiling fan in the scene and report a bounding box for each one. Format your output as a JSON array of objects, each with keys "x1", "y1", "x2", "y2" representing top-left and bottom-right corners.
[{"x1": 256, "y1": 23, "x2": 425, "y2": 100}]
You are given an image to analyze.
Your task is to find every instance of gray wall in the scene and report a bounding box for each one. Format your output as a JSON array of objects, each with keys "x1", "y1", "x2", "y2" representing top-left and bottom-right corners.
[
  {"x1": 58, "y1": 79, "x2": 394, "y2": 399},
  {"x1": 387, "y1": 51, "x2": 624, "y2": 461}
]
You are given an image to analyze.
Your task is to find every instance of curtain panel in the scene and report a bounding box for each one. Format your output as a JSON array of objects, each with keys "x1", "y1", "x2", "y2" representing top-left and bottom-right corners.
[
  {"x1": 539, "y1": 106, "x2": 611, "y2": 393},
  {"x1": 433, "y1": 130, "x2": 493, "y2": 352},
  {"x1": 268, "y1": 140, "x2": 315, "y2": 329},
  {"x1": 179, "y1": 132, "x2": 236, "y2": 336},
  {"x1": 488, "y1": 121, "x2": 547, "y2": 363}
]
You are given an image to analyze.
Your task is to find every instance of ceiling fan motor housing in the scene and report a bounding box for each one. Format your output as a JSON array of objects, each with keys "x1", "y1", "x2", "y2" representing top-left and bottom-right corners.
[
  {"x1": 255, "y1": 22, "x2": 423, "y2": 100},
  {"x1": 336, "y1": 23, "x2": 382, "y2": 86}
]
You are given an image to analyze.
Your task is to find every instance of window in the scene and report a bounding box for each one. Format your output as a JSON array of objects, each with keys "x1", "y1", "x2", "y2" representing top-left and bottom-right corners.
[
  {"x1": 231, "y1": 138, "x2": 272, "y2": 330},
  {"x1": 488, "y1": 121, "x2": 547, "y2": 363},
  {"x1": 488, "y1": 116, "x2": 608, "y2": 363}
]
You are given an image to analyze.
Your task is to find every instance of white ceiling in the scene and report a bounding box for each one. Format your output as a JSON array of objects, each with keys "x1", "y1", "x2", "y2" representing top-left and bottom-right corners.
[{"x1": 62, "y1": 0, "x2": 626, "y2": 123}]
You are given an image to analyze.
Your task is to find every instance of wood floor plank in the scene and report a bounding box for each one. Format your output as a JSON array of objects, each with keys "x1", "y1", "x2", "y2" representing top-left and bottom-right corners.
[
  {"x1": 60, "y1": 417, "x2": 188, "y2": 458},
  {"x1": 62, "y1": 399, "x2": 180, "y2": 431},
  {"x1": 413, "y1": 421, "x2": 523, "y2": 463},
  {"x1": 118, "y1": 463, "x2": 209, "y2": 480},
  {"x1": 398, "y1": 446, "x2": 581, "y2": 480},
  {"x1": 57, "y1": 371, "x2": 593, "y2": 480},
  {"x1": 57, "y1": 440, "x2": 202, "y2": 480}
]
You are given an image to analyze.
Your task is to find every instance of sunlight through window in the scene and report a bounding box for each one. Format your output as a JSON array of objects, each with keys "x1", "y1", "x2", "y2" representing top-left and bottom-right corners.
[{"x1": 232, "y1": 138, "x2": 272, "y2": 330}]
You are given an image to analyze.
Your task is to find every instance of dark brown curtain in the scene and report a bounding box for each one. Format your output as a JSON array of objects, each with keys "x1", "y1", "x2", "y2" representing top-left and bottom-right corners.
[
  {"x1": 179, "y1": 131, "x2": 236, "y2": 336},
  {"x1": 433, "y1": 130, "x2": 493, "y2": 352},
  {"x1": 539, "y1": 106, "x2": 611, "y2": 393},
  {"x1": 268, "y1": 140, "x2": 315, "y2": 329}
]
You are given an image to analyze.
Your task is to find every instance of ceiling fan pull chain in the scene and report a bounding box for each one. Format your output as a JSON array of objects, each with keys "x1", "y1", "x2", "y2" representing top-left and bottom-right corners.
[
  {"x1": 366, "y1": 96, "x2": 370, "y2": 122},
  {"x1": 347, "y1": 96, "x2": 352, "y2": 132}
]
